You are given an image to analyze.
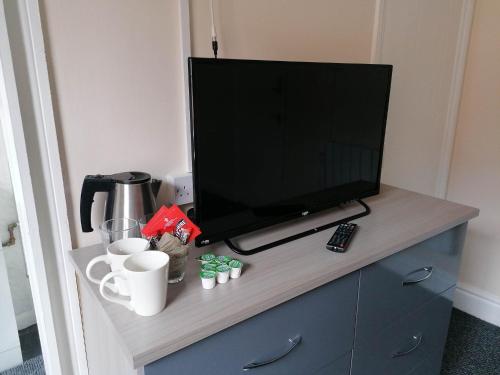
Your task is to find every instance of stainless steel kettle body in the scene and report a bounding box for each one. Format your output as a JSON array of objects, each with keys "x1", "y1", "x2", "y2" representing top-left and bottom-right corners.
[{"x1": 80, "y1": 171, "x2": 160, "y2": 232}]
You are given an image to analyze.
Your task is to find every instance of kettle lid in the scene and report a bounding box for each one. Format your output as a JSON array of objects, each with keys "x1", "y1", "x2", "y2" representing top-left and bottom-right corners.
[{"x1": 111, "y1": 171, "x2": 151, "y2": 184}]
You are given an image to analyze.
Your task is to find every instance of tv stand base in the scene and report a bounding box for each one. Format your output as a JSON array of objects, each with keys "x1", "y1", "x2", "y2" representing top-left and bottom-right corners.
[{"x1": 224, "y1": 199, "x2": 371, "y2": 256}]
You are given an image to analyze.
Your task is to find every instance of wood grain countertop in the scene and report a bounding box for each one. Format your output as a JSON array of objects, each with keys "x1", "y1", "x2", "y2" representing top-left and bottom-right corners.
[{"x1": 68, "y1": 185, "x2": 479, "y2": 369}]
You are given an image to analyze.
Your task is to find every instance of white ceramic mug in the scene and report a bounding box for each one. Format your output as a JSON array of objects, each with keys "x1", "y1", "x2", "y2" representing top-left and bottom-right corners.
[
  {"x1": 86, "y1": 238, "x2": 150, "y2": 296},
  {"x1": 99, "y1": 251, "x2": 170, "y2": 316}
]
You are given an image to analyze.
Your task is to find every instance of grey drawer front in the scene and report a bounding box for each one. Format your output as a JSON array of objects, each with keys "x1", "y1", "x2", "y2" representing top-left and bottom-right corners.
[
  {"x1": 357, "y1": 224, "x2": 466, "y2": 342},
  {"x1": 145, "y1": 272, "x2": 358, "y2": 375},
  {"x1": 352, "y1": 287, "x2": 454, "y2": 375},
  {"x1": 407, "y1": 360, "x2": 442, "y2": 375},
  {"x1": 312, "y1": 351, "x2": 352, "y2": 375}
]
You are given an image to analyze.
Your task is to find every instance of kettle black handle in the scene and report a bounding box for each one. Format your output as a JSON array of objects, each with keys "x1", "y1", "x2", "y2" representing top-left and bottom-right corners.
[{"x1": 80, "y1": 175, "x2": 115, "y2": 232}]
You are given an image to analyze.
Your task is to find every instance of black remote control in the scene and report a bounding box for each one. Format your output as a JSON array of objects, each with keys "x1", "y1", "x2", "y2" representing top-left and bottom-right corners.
[{"x1": 326, "y1": 223, "x2": 358, "y2": 252}]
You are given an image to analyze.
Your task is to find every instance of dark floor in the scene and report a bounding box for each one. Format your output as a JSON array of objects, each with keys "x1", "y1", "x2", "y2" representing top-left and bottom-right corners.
[
  {"x1": 441, "y1": 308, "x2": 500, "y2": 375},
  {"x1": 18, "y1": 325, "x2": 42, "y2": 362}
]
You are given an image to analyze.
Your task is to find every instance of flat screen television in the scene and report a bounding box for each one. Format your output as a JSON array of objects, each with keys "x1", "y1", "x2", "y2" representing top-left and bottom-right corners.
[{"x1": 189, "y1": 58, "x2": 392, "y2": 248}]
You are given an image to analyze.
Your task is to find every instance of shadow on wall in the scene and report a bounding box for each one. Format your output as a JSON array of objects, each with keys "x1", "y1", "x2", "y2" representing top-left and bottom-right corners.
[{"x1": 36, "y1": 0, "x2": 77, "y2": 247}]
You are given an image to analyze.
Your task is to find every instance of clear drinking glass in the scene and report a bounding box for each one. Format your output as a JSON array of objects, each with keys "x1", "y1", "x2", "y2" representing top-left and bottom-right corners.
[
  {"x1": 164, "y1": 243, "x2": 190, "y2": 283},
  {"x1": 99, "y1": 218, "x2": 141, "y2": 246},
  {"x1": 139, "y1": 213, "x2": 155, "y2": 238}
]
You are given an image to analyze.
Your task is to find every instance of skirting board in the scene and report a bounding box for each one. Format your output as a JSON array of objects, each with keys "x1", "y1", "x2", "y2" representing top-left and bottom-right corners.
[
  {"x1": 0, "y1": 346, "x2": 23, "y2": 372},
  {"x1": 454, "y1": 283, "x2": 500, "y2": 327},
  {"x1": 16, "y1": 309, "x2": 37, "y2": 331}
]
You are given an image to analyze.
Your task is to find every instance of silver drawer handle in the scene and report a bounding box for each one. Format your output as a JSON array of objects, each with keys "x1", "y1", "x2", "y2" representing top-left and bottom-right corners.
[
  {"x1": 402, "y1": 266, "x2": 433, "y2": 286},
  {"x1": 242, "y1": 335, "x2": 302, "y2": 370},
  {"x1": 392, "y1": 333, "x2": 423, "y2": 358}
]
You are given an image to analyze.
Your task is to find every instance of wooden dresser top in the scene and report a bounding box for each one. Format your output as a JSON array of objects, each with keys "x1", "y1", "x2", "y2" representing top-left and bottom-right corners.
[{"x1": 69, "y1": 185, "x2": 478, "y2": 368}]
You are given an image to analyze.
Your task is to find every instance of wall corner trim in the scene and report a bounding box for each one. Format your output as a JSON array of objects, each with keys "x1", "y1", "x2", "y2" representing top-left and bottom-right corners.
[
  {"x1": 179, "y1": 0, "x2": 192, "y2": 172},
  {"x1": 435, "y1": 0, "x2": 476, "y2": 199},
  {"x1": 370, "y1": 0, "x2": 386, "y2": 64}
]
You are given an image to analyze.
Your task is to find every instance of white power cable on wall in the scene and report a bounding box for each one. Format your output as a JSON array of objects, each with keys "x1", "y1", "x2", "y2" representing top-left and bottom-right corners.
[{"x1": 209, "y1": 0, "x2": 218, "y2": 58}]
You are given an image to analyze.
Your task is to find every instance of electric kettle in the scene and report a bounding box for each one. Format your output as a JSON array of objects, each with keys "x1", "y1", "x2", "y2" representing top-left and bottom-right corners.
[{"x1": 80, "y1": 171, "x2": 160, "y2": 232}]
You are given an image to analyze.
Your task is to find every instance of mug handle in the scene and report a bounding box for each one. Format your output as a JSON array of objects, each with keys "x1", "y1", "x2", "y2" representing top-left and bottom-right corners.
[
  {"x1": 86, "y1": 255, "x2": 118, "y2": 293},
  {"x1": 99, "y1": 271, "x2": 133, "y2": 311}
]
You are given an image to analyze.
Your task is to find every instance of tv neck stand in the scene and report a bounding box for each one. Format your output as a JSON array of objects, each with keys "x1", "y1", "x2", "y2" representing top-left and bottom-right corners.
[{"x1": 224, "y1": 199, "x2": 371, "y2": 256}]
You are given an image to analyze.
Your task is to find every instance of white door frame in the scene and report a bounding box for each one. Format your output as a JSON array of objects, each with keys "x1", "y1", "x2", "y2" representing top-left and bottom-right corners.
[
  {"x1": 0, "y1": 2, "x2": 61, "y2": 373},
  {"x1": 0, "y1": 1, "x2": 87, "y2": 374}
]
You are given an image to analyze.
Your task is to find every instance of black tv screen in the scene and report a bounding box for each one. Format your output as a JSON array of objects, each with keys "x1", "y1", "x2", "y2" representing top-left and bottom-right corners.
[{"x1": 189, "y1": 58, "x2": 392, "y2": 246}]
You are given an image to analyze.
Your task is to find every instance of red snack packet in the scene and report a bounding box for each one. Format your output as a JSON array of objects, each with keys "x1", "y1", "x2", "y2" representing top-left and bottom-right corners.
[
  {"x1": 141, "y1": 206, "x2": 171, "y2": 238},
  {"x1": 141, "y1": 205, "x2": 201, "y2": 243},
  {"x1": 164, "y1": 205, "x2": 201, "y2": 243}
]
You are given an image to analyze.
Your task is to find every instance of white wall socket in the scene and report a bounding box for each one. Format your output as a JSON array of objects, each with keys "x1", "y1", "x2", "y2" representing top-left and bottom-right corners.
[{"x1": 166, "y1": 172, "x2": 193, "y2": 206}]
